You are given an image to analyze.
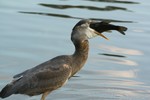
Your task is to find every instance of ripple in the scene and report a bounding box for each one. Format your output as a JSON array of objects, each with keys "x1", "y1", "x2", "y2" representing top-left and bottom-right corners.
[
  {"x1": 72, "y1": 70, "x2": 143, "y2": 86},
  {"x1": 97, "y1": 44, "x2": 142, "y2": 66},
  {"x1": 98, "y1": 86, "x2": 150, "y2": 97},
  {"x1": 84, "y1": 0, "x2": 139, "y2": 4},
  {"x1": 19, "y1": 11, "x2": 133, "y2": 23},
  {"x1": 97, "y1": 69, "x2": 138, "y2": 78},
  {"x1": 102, "y1": 57, "x2": 138, "y2": 66},
  {"x1": 65, "y1": 82, "x2": 150, "y2": 99},
  {"x1": 99, "y1": 44, "x2": 143, "y2": 55},
  {"x1": 19, "y1": 11, "x2": 80, "y2": 19},
  {"x1": 39, "y1": 3, "x2": 130, "y2": 12},
  {"x1": 1, "y1": 0, "x2": 150, "y2": 100},
  {"x1": 99, "y1": 53, "x2": 126, "y2": 57}
]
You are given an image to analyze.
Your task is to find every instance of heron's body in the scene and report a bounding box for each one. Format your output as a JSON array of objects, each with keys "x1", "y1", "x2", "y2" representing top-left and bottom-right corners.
[{"x1": 0, "y1": 19, "x2": 127, "y2": 100}]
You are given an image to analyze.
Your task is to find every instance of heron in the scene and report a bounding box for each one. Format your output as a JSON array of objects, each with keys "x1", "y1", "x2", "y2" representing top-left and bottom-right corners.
[{"x1": 0, "y1": 19, "x2": 127, "y2": 100}]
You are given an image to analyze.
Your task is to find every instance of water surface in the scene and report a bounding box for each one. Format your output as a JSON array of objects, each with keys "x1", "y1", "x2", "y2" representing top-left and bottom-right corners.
[{"x1": 0, "y1": 0, "x2": 150, "y2": 100}]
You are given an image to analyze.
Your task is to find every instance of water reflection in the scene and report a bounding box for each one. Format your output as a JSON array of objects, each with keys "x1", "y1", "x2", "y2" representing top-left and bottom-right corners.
[
  {"x1": 101, "y1": 57, "x2": 138, "y2": 66},
  {"x1": 18, "y1": 2, "x2": 134, "y2": 23},
  {"x1": 67, "y1": 80, "x2": 150, "y2": 97},
  {"x1": 1, "y1": 0, "x2": 150, "y2": 99},
  {"x1": 91, "y1": 54, "x2": 138, "y2": 66},
  {"x1": 99, "y1": 44, "x2": 143, "y2": 55},
  {"x1": 98, "y1": 69, "x2": 137, "y2": 78},
  {"x1": 39, "y1": 3, "x2": 130, "y2": 12},
  {"x1": 99, "y1": 53, "x2": 126, "y2": 57},
  {"x1": 78, "y1": 69, "x2": 150, "y2": 98},
  {"x1": 82, "y1": 69, "x2": 139, "y2": 82},
  {"x1": 87, "y1": 78, "x2": 143, "y2": 86},
  {"x1": 19, "y1": 11, "x2": 78, "y2": 19},
  {"x1": 84, "y1": 0, "x2": 139, "y2": 4},
  {"x1": 19, "y1": 11, "x2": 133, "y2": 23},
  {"x1": 97, "y1": 45, "x2": 143, "y2": 66}
]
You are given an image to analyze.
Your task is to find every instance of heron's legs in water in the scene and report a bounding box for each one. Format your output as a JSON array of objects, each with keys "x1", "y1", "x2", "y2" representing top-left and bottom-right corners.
[{"x1": 41, "y1": 91, "x2": 51, "y2": 100}]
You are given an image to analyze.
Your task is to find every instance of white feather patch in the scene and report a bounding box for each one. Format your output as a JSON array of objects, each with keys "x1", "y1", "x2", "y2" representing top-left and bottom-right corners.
[{"x1": 86, "y1": 27, "x2": 98, "y2": 39}]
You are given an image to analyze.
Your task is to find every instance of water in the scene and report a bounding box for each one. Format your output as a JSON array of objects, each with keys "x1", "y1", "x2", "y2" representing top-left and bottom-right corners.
[{"x1": 0, "y1": 0, "x2": 150, "y2": 100}]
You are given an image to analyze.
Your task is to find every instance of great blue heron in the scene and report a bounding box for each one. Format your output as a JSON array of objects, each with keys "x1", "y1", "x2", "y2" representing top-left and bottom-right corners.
[{"x1": 0, "y1": 19, "x2": 127, "y2": 100}]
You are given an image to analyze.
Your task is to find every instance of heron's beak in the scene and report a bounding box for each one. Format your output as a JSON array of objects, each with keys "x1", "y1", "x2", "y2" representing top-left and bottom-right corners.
[
  {"x1": 94, "y1": 30, "x2": 109, "y2": 40},
  {"x1": 90, "y1": 21, "x2": 127, "y2": 40}
]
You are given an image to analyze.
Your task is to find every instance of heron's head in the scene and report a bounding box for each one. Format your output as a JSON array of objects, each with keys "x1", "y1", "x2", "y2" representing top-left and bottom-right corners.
[{"x1": 71, "y1": 19, "x2": 127, "y2": 42}]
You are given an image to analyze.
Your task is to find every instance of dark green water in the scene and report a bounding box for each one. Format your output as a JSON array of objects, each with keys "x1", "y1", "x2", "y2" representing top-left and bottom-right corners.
[{"x1": 0, "y1": 0, "x2": 150, "y2": 100}]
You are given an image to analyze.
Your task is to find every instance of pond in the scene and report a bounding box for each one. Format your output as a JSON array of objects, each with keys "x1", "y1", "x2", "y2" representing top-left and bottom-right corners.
[{"x1": 0, "y1": 0, "x2": 150, "y2": 100}]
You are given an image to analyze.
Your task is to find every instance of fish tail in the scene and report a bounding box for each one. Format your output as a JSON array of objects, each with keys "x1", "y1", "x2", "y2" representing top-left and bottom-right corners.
[{"x1": 117, "y1": 26, "x2": 128, "y2": 35}]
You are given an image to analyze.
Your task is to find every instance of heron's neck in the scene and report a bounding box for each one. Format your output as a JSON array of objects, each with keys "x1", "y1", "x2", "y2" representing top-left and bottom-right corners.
[{"x1": 71, "y1": 40, "x2": 89, "y2": 76}]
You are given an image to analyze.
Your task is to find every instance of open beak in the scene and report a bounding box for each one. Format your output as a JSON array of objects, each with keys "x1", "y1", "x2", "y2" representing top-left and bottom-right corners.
[
  {"x1": 90, "y1": 21, "x2": 127, "y2": 40},
  {"x1": 94, "y1": 30, "x2": 109, "y2": 40}
]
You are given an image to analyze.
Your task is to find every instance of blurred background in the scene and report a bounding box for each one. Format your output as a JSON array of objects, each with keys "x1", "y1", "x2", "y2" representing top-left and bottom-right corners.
[{"x1": 0, "y1": 0, "x2": 150, "y2": 100}]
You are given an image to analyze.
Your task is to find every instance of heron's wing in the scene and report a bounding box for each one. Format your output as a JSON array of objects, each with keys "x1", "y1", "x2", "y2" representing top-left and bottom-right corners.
[
  {"x1": 14, "y1": 55, "x2": 72, "y2": 79},
  {"x1": 16, "y1": 63, "x2": 72, "y2": 95},
  {"x1": 1, "y1": 63, "x2": 72, "y2": 97}
]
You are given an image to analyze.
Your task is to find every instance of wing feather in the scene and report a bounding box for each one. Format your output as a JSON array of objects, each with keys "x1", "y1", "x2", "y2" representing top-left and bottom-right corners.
[
  {"x1": 16, "y1": 63, "x2": 72, "y2": 95},
  {"x1": 2, "y1": 56, "x2": 72, "y2": 97}
]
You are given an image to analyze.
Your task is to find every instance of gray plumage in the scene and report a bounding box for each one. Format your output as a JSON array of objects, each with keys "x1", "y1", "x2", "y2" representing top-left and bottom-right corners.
[
  {"x1": 0, "y1": 56, "x2": 72, "y2": 99},
  {"x1": 0, "y1": 19, "x2": 127, "y2": 100}
]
